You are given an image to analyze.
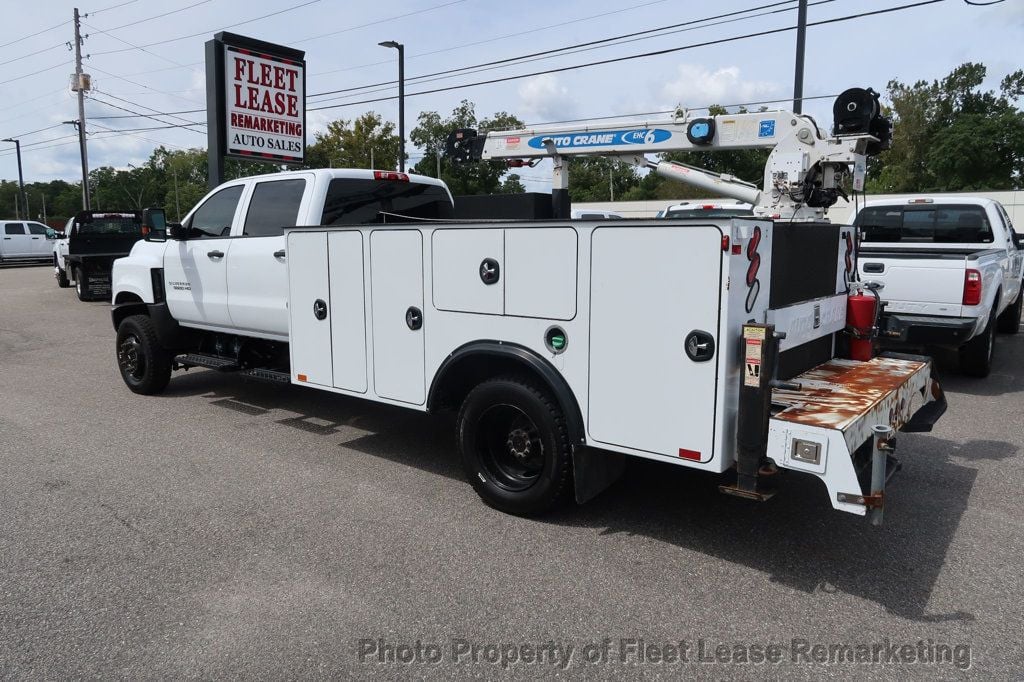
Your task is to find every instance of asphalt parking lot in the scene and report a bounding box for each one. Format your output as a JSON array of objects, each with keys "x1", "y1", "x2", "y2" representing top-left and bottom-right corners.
[{"x1": 1, "y1": 263, "x2": 1021, "y2": 678}]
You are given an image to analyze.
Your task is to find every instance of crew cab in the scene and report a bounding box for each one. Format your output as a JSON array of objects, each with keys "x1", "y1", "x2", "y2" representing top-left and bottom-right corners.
[
  {"x1": 109, "y1": 168, "x2": 946, "y2": 524},
  {"x1": 855, "y1": 197, "x2": 1024, "y2": 376},
  {"x1": 57, "y1": 211, "x2": 147, "y2": 301},
  {"x1": 0, "y1": 219, "x2": 56, "y2": 263}
]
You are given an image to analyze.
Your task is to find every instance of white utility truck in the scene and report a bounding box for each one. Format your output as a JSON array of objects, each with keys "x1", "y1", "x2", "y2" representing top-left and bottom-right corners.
[
  {"x1": 854, "y1": 197, "x2": 1024, "y2": 376},
  {"x1": 111, "y1": 89, "x2": 945, "y2": 523}
]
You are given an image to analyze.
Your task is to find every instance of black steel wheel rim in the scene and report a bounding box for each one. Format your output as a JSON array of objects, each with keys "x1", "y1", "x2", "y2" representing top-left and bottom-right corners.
[
  {"x1": 118, "y1": 334, "x2": 145, "y2": 380},
  {"x1": 475, "y1": 404, "x2": 545, "y2": 491}
]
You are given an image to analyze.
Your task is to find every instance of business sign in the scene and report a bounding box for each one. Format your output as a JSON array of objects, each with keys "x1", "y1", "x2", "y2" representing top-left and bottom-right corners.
[
  {"x1": 225, "y1": 45, "x2": 305, "y2": 161},
  {"x1": 205, "y1": 32, "x2": 306, "y2": 186}
]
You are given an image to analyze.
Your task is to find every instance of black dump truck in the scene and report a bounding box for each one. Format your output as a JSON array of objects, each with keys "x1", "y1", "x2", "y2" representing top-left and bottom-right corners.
[{"x1": 56, "y1": 211, "x2": 146, "y2": 301}]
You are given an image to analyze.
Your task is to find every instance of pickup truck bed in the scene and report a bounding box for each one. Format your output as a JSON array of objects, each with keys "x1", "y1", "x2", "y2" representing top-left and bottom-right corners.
[
  {"x1": 63, "y1": 211, "x2": 145, "y2": 301},
  {"x1": 855, "y1": 198, "x2": 1024, "y2": 376}
]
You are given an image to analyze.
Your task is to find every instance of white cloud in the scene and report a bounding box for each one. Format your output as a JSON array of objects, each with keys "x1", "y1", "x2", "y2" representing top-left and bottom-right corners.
[
  {"x1": 517, "y1": 74, "x2": 578, "y2": 123},
  {"x1": 660, "y1": 64, "x2": 780, "y2": 111}
]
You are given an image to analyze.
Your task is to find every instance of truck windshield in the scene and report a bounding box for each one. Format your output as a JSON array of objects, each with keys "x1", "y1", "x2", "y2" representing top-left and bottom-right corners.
[
  {"x1": 665, "y1": 208, "x2": 753, "y2": 218},
  {"x1": 320, "y1": 179, "x2": 454, "y2": 225},
  {"x1": 857, "y1": 205, "x2": 994, "y2": 243},
  {"x1": 77, "y1": 214, "x2": 141, "y2": 236}
]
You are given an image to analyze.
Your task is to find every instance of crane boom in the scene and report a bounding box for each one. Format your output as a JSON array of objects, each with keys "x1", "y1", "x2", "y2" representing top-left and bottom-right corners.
[{"x1": 446, "y1": 88, "x2": 890, "y2": 221}]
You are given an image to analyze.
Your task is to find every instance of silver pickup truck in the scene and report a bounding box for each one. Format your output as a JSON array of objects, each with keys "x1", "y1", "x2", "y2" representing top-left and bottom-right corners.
[{"x1": 855, "y1": 197, "x2": 1024, "y2": 376}]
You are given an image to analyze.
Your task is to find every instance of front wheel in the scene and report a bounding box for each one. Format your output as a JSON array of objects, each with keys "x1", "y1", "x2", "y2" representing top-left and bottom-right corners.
[
  {"x1": 56, "y1": 262, "x2": 70, "y2": 288},
  {"x1": 116, "y1": 314, "x2": 172, "y2": 394},
  {"x1": 960, "y1": 315, "x2": 996, "y2": 377},
  {"x1": 996, "y1": 282, "x2": 1022, "y2": 334},
  {"x1": 457, "y1": 376, "x2": 572, "y2": 516}
]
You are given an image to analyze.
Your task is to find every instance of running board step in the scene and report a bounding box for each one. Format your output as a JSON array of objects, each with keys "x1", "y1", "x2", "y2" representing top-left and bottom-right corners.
[
  {"x1": 175, "y1": 353, "x2": 240, "y2": 371},
  {"x1": 238, "y1": 368, "x2": 290, "y2": 383}
]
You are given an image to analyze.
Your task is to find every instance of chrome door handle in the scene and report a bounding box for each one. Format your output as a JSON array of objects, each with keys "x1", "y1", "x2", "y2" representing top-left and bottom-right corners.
[{"x1": 207, "y1": 250, "x2": 225, "y2": 259}]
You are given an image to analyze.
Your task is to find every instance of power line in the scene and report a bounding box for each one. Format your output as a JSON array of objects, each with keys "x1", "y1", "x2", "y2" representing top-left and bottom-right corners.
[
  {"x1": 310, "y1": 0, "x2": 831, "y2": 108},
  {"x1": 86, "y1": 65, "x2": 205, "y2": 107},
  {"x1": 0, "y1": 41, "x2": 67, "y2": 68},
  {"x1": 2, "y1": 123, "x2": 65, "y2": 140},
  {"x1": 292, "y1": 0, "x2": 470, "y2": 44},
  {"x1": 309, "y1": 0, "x2": 948, "y2": 112},
  {"x1": 86, "y1": 95, "x2": 206, "y2": 134},
  {"x1": 0, "y1": 19, "x2": 69, "y2": 50},
  {"x1": 88, "y1": 0, "x2": 140, "y2": 15},
  {"x1": 91, "y1": 90, "x2": 206, "y2": 129},
  {"x1": 309, "y1": 0, "x2": 804, "y2": 100},
  {"x1": 309, "y1": 0, "x2": 673, "y2": 79},
  {"x1": 89, "y1": 0, "x2": 210, "y2": 32},
  {"x1": 89, "y1": 0, "x2": 322, "y2": 55},
  {"x1": 0, "y1": 59, "x2": 73, "y2": 87}
]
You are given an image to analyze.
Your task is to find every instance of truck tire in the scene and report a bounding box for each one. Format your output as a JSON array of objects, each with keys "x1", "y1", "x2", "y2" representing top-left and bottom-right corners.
[
  {"x1": 959, "y1": 315, "x2": 996, "y2": 378},
  {"x1": 74, "y1": 267, "x2": 90, "y2": 301},
  {"x1": 457, "y1": 375, "x2": 571, "y2": 516},
  {"x1": 116, "y1": 314, "x2": 172, "y2": 395},
  {"x1": 996, "y1": 282, "x2": 1022, "y2": 334},
  {"x1": 56, "y1": 261, "x2": 70, "y2": 288}
]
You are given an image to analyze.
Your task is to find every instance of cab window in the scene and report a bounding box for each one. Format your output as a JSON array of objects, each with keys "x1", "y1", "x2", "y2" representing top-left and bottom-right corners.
[
  {"x1": 186, "y1": 185, "x2": 244, "y2": 238},
  {"x1": 242, "y1": 179, "x2": 306, "y2": 237},
  {"x1": 4, "y1": 223, "x2": 25, "y2": 235},
  {"x1": 27, "y1": 223, "x2": 48, "y2": 235}
]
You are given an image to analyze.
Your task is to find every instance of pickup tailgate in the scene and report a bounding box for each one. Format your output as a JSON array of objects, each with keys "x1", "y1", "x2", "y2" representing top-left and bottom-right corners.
[{"x1": 858, "y1": 250, "x2": 966, "y2": 317}]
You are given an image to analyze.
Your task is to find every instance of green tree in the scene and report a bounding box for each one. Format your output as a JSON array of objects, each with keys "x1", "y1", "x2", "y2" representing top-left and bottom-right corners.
[
  {"x1": 412, "y1": 100, "x2": 524, "y2": 195},
  {"x1": 305, "y1": 112, "x2": 400, "y2": 170},
  {"x1": 870, "y1": 62, "x2": 1024, "y2": 192},
  {"x1": 567, "y1": 157, "x2": 639, "y2": 202}
]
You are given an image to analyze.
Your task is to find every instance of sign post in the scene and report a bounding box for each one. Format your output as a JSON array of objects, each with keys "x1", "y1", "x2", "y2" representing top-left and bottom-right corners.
[{"x1": 205, "y1": 32, "x2": 306, "y2": 189}]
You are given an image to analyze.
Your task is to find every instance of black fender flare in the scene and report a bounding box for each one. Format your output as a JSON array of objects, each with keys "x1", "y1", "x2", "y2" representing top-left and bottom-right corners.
[{"x1": 427, "y1": 340, "x2": 585, "y2": 443}]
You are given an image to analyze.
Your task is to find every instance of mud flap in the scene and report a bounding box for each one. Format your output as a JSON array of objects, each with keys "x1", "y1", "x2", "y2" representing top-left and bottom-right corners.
[{"x1": 572, "y1": 445, "x2": 625, "y2": 504}]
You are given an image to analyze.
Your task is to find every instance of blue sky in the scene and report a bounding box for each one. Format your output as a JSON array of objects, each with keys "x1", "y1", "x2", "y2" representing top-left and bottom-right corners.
[{"x1": 0, "y1": 0, "x2": 1021, "y2": 192}]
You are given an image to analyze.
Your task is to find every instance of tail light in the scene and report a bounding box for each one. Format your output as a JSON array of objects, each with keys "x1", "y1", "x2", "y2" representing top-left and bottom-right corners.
[
  {"x1": 963, "y1": 269, "x2": 982, "y2": 306},
  {"x1": 374, "y1": 171, "x2": 409, "y2": 182}
]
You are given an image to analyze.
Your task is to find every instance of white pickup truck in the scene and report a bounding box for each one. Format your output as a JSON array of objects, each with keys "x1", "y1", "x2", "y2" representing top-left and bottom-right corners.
[
  {"x1": 109, "y1": 167, "x2": 946, "y2": 523},
  {"x1": 855, "y1": 197, "x2": 1024, "y2": 377}
]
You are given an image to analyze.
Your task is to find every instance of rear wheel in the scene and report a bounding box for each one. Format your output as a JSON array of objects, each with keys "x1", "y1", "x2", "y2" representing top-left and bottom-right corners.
[
  {"x1": 116, "y1": 314, "x2": 172, "y2": 394},
  {"x1": 996, "y1": 282, "x2": 1022, "y2": 334},
  {"x1": 457, "y1": 376, "x2": 571, "y2": 516},
  {"x1": 74, "y1": 267, "x2": 90, "y2": 301},
  {"x1": 960, "y1": 315, "x2": 996, "y2": 377}
]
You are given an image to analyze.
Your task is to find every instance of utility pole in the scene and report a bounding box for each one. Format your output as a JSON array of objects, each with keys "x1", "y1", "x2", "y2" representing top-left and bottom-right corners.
[
  {"x1": 436, "y1": 154, "x2": 441, "y2": 179},
  {"x1": 1, "y1": 138, "x2": 27, "y2": 220},
  {"x1": 72, "y1": 8, "x2": 91, "y2": 209},
  {"x1": 792, "y1": 0, "x2": 808, "y2": 114},
  {"x1": 42, "y1": 194, "x2": 47, "y2": 223},
  {"x1": 609, "y1": 165, "x2": 614, "y2": 202}
]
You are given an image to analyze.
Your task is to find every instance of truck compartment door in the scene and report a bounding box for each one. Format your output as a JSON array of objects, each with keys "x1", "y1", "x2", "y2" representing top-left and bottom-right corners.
[
  {"x1": 328, "y1": 231, "x2": 367, "y2": 393},
  {"x1": 588, "y1": 225, "x2": 722, "y2": 461},
  {"x1": 371, "y1": 230, "x2": 425, "y2": 404},
  {"x1": 431, "y1": 228, "x2": 504, "y2": 315},
  {"x1": 287, "y1": 231, "x2": 332, "y2": 386}
]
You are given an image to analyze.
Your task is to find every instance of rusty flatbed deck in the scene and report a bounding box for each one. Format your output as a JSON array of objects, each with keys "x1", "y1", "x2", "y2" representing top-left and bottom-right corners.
[{"x1": 772, "y1": 356, "x2": 931, "y2": 438}]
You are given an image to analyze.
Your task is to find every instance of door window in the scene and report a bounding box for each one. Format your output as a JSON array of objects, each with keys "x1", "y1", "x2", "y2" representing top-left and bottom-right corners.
[
  {"x1": 186, "y1": 185, "x2": 244, "y2": 238},
  {"x1": 27, "y1": 223, "x2": 48, "y2": 235},
  {"x1": 4, "y1": 223, "x2": 25, "y2": 235},
  {"x1": 242, "y1": 179, "x2": 306, "y2": 237}
]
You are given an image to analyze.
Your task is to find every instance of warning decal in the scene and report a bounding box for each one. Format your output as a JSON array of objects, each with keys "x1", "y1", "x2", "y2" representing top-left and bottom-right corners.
[{"x1": 744, "y1": 336, "x2": 763, "y2": 387}]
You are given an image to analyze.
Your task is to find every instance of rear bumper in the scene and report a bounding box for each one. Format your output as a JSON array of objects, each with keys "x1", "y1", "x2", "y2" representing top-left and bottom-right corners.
[
  {"x1": 879, "y1": 313, "x2": 977, "y2": 348},
  {"x1": 767, "y1": 353, "x2": 944, "y2": 520}
]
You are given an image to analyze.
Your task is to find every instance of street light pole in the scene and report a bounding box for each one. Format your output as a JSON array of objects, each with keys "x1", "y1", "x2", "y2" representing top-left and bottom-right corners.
[
  {"x1": 2, "y1": 138, "x2": 28, "y2": 220},
  {"x1": 378, "y1": 40, "x2": 405, "y2": 172}
]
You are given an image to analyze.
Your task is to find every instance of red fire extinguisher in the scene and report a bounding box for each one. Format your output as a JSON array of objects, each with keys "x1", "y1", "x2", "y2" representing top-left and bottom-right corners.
[{"x1": 847, "y1": 284, "x2": 880, "y2": 361}]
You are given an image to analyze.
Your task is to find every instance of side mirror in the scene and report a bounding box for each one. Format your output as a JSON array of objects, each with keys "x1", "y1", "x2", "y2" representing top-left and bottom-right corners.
[
  {"x1": 142, "y1": 207, "x2": 168, "y2": 242},
  {"x1": 1012, "y1": 232, "x2": 1022, "y2": 250},
  {"x1": 168, "y1": 223, "x2": 188, "y2": 240}
]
